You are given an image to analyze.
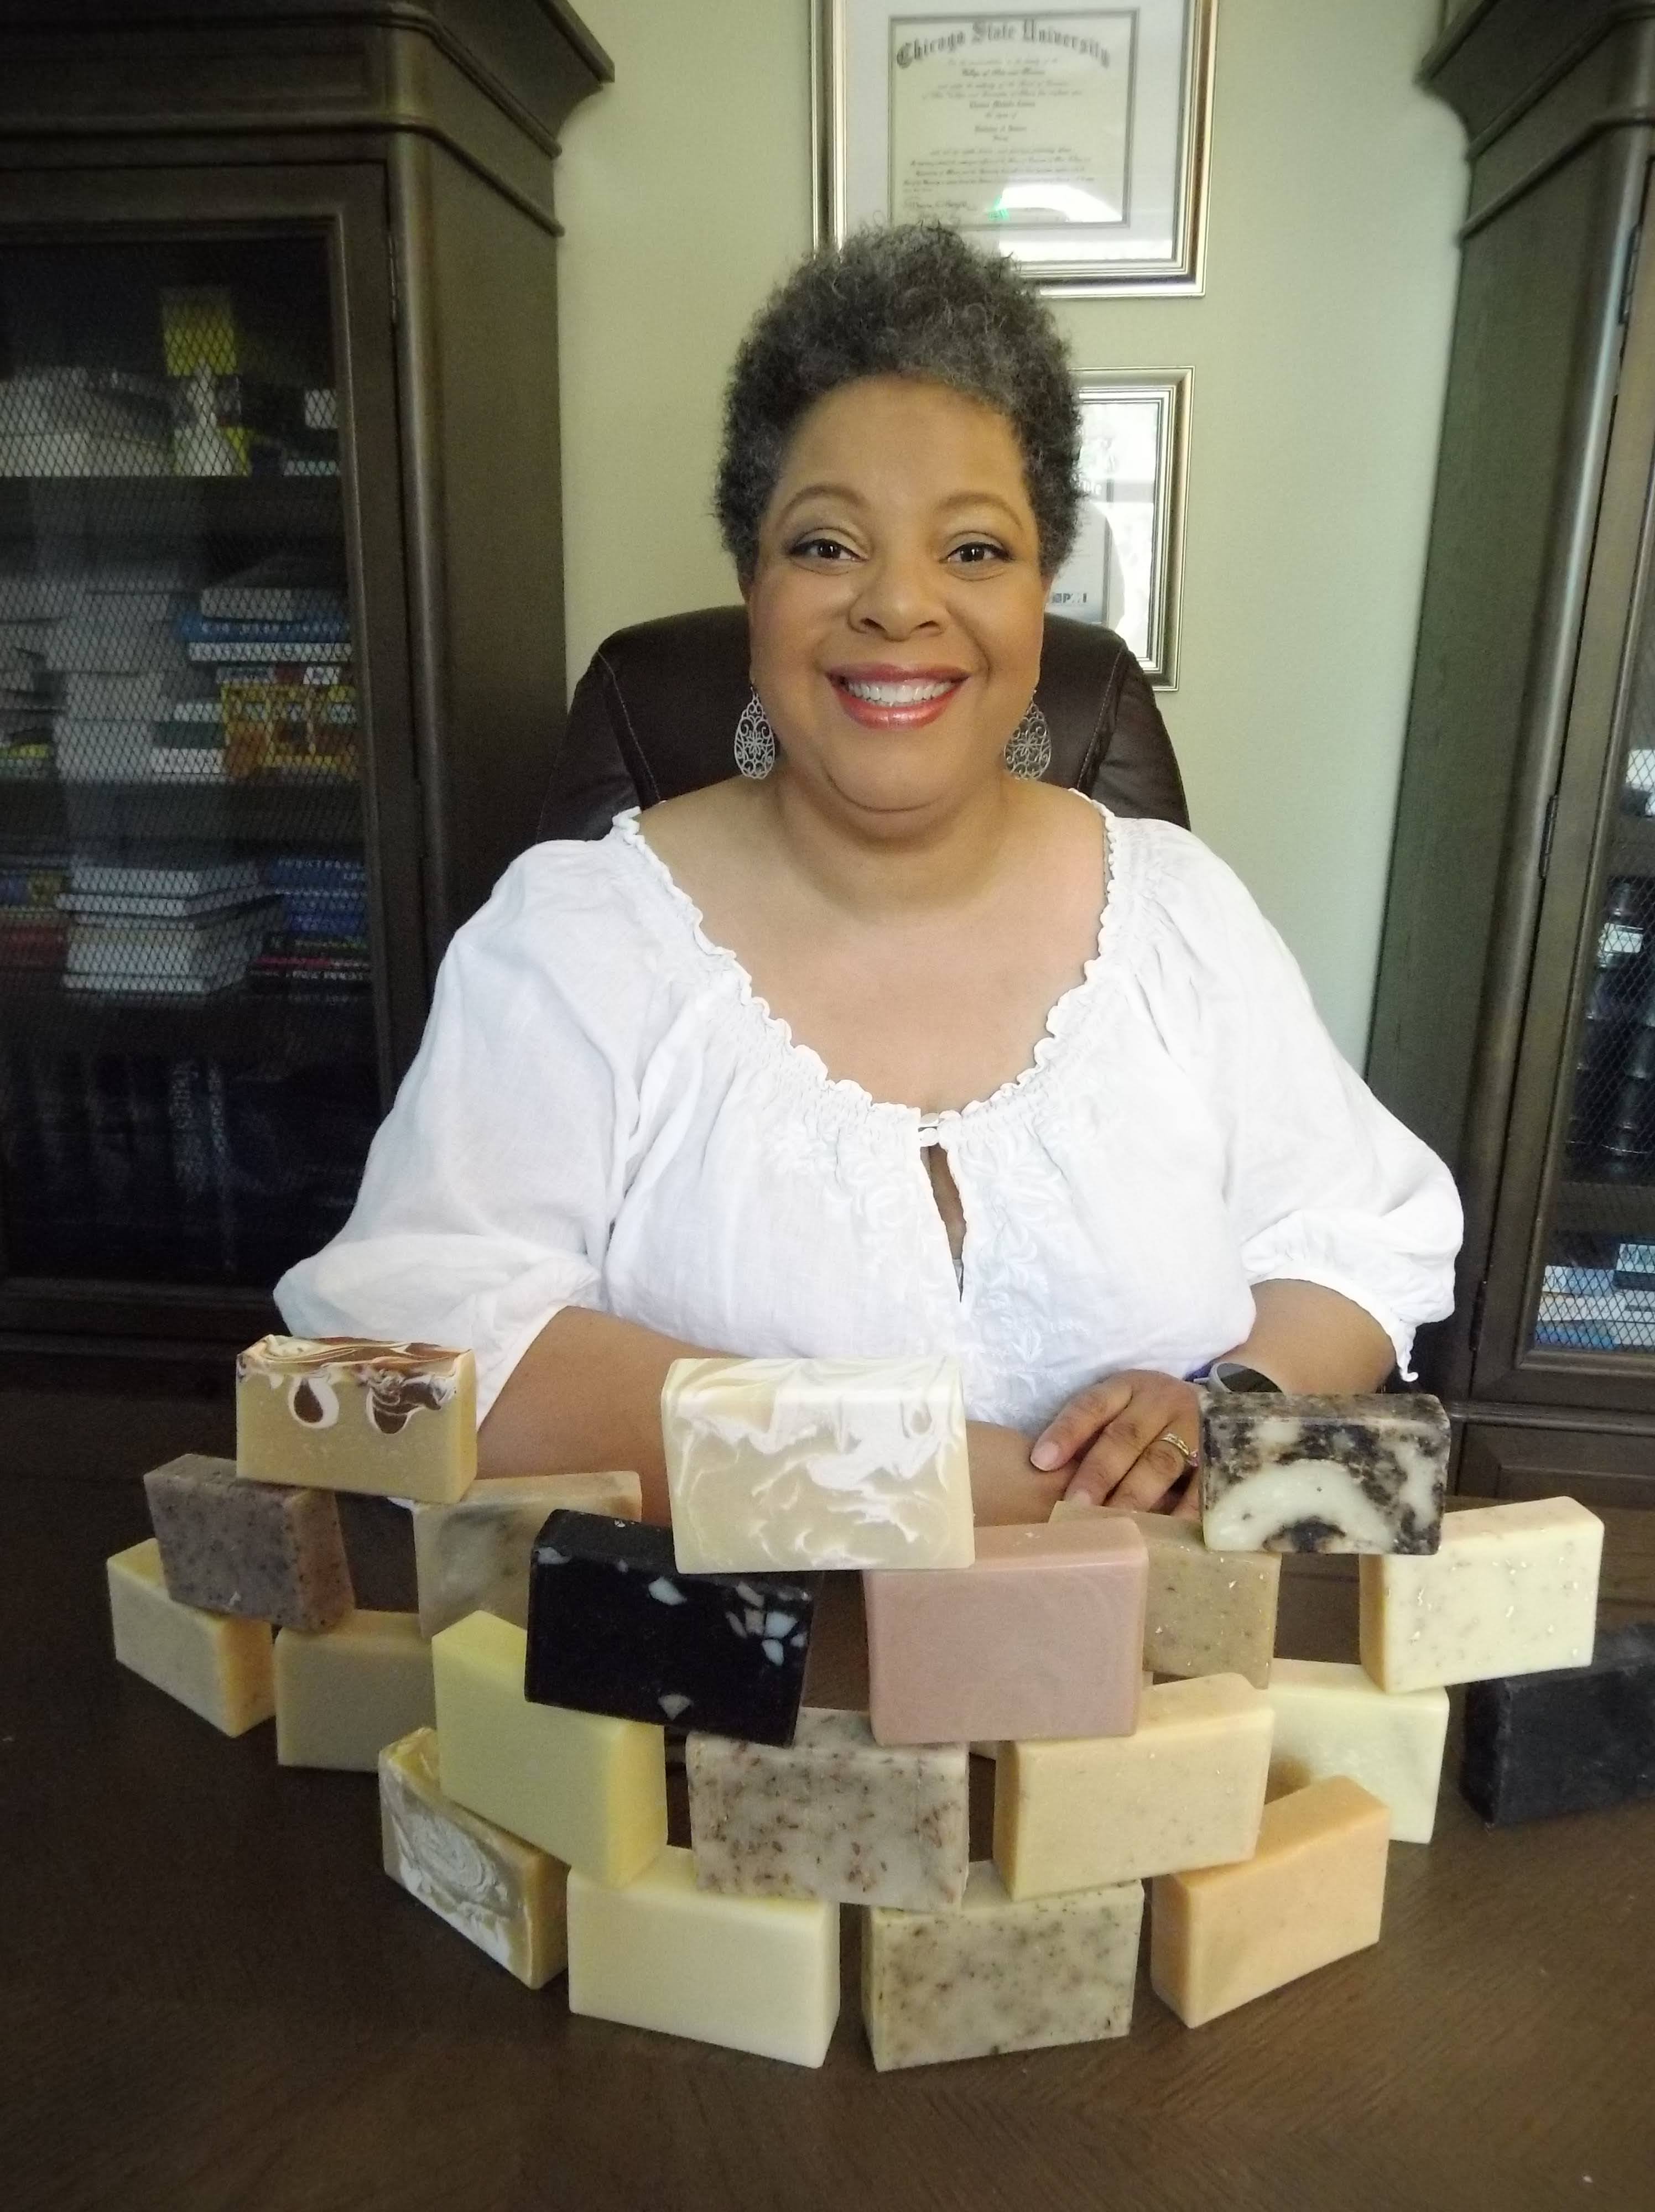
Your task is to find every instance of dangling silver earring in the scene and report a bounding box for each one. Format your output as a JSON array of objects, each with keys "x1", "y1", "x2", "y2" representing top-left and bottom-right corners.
[
  {"x1": 733, "y1": 689, "x2": 777, "y2": 780},
  {"x1": 1005, "y1": 700, "x2": 1051, "y2": 780}
]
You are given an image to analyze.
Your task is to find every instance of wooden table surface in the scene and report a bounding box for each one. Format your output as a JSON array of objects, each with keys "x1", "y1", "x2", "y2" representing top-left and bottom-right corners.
[{"x1": 4, "y1": 1479, "x2": 1653, "y2": 2212}]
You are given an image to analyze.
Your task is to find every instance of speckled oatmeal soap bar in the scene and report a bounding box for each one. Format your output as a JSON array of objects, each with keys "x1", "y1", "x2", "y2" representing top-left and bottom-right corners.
[
  {"x1": 662, "y1": 1354, "x2": 974, "y2": 1572},
  {"x1": 688, "y1": 1707, "x2": 969, "y2": 1911},
  {"x1": 236, "y1": 1335, "x2": 475, "y2": 1504},
  {"x1": 1201, "y1": 1392, "x2": 1449, "y2": 1555},
  {"x1": 144, "y1": 1452, "x2": 352, "y2": 1631},
  {"x1": 1050, "y1": 1501, "x2": 1280, "y2": 1688},
  {"x1": 524, "y1": 1509, "x2": 817, "y2": 1743},
  {"x1": 862, "y1": 1864, "x2": 1143, "y2": 2069}
]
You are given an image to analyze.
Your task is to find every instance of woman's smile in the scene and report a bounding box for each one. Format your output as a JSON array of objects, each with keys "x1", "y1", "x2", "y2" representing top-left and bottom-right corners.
[{"x1": 828, "y1": 662, "x2": 970, "y2": 728}]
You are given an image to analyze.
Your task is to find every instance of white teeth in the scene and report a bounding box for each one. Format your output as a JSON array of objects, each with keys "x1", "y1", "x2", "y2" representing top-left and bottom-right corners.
[{"x1": 841, "y1": 677, "x2": 955, "y2": 705}]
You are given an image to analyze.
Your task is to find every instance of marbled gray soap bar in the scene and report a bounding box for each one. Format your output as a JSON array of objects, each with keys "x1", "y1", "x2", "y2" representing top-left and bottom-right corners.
[
  {"x1": 688, "y1": 1707, "x2": 968, "y2": 1911},
  {"x1": 1200, "y1": 1393, "x2": 1448, "y2": 1556}
]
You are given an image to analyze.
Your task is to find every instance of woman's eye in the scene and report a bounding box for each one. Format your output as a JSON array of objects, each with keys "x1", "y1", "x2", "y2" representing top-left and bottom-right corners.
[
  {"x1": 949, "y1": 540, "x2": 1008, "y2": 566},
  {"x1": 792, "y1": 535, "x2": 855, "y2": 561}
]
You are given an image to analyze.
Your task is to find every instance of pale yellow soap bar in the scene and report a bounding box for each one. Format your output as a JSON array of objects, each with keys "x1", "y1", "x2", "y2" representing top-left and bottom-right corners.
[
  {"x1": 1359, "y1": 1495, "x2": 1603, "y2": 1693},
  {"x1": 568, "y1": 1844, "x2": 839, "y2": 2067},
  {"x1": 1052, "y1": 1501, "x2": 1280, "y2": 1687},
  {"x1": 1266, "y1": 1658, "x2": 1449, "y2": 1844},
  {"x1": 380, "y1": 1727, "x2": 568, "y2": 1988},
  {"x1": 862, "y1": 1863, "x2": 1142, "y2": 2070},
  {"x1": 662, "y1": 1354, "x2": 974, "y2": 1573},
  {"x1": 107, "y1": 1538, "x2": 273, "y2": 1736},
  {"x1": 413, "y1": 1470, "x2": 642, "y2": 1636},
  {"x1": 275, "y1": 1610, "x2": 435, "y2": 1770},
  {"x1": 994, "y1": 1673, "x2": 1273, "y2": 1900},
  {"x1": 1151, "y1": 1775, "x2": 1389, "y2": 2027},
  {"x1": 431, "y1": 1609, "x2": 665, "y2": 1885},
  {"x1": 237, "y1": 1334, "x2": 475, "y2": 1504}
]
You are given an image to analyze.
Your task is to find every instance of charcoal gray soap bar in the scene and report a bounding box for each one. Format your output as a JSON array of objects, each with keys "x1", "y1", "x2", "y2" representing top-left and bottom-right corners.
[
  {"x1": 1201, "y1": 1393, "x2": 1448, "y2": 1555},
  {"x1": 144, "y1": 1452, "x2": 352, "y2": 1630},
  {"x1": 334, "y1": 1493, "x2": 419, "y2": 1613},
  {"x1": 1460, "y1": 1621, "x2": 1655, "y2": 1826},
  {"x1": 525, "y1": 1510, "x2": 819, "y2": 1745}
]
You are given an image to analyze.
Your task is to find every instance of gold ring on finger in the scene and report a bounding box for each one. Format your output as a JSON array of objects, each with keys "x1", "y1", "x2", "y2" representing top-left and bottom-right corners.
[{"x1": 1154, "y1": 1427, "x2": 1196, "y2": 1468}]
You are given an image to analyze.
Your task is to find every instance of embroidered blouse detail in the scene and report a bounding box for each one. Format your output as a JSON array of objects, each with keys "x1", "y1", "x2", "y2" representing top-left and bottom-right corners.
[{"x1": 277, "y1": 806, "x2": 1462, "y2": 1434}]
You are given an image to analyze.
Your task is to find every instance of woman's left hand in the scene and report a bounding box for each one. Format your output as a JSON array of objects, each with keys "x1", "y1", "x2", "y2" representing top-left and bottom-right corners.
[{"x1": 1031, "y1": 1369, "x2": 1203, "y2": 1516}]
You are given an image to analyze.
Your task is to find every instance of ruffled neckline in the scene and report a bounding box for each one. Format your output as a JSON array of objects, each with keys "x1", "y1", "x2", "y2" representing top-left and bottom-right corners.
[{"x1": 611, "y1": 796, "x2": 1134, "y2": 1134}]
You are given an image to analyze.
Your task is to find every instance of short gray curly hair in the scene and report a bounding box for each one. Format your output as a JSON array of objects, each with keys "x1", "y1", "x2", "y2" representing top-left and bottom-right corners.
[{"x1": 716, "y1": 224, "x2": 1081, "y2": 583}]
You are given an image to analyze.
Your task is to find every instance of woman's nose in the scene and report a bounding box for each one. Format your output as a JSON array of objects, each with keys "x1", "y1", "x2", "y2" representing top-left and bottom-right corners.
[{"x1": 847, "y1": 548, "x2": 945, "y2": 636}]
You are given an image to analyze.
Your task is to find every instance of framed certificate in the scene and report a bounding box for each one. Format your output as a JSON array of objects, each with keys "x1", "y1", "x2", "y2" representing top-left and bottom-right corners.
[
  {"x1": 814, "y1": 1, "x2": 1216, "y2": 292},
  {"x1": 1045, "y1": 371, "x2": 1189, "y2": 685}
]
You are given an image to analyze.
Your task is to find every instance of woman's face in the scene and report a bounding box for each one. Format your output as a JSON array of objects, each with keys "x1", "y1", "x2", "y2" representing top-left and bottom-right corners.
[{"x1": 744, "y1": 374, "x2": 1048, "y2": 827}]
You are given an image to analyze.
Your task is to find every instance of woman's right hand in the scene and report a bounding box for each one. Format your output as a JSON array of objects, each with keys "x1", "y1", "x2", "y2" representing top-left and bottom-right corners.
[{"x1": 966, "y1": 1421, "x2": 1071, "y2": 1526}]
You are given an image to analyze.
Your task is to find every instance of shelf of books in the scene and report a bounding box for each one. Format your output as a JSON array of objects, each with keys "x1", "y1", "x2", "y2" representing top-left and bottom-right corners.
[
  {"x1": 1533, "y1": 599, "x2": 1655, "y2": 1357},
  {"x1": 0, "y1": 234, "x2": 382, "y2": 1293}
]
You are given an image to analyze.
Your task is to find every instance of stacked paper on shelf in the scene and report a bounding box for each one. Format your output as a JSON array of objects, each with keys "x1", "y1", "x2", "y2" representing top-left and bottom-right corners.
[
  {"x1": 0, "y1": 366, "x2": 173, "y2": 476},
  {"x1": 201, "y1": 554, "x2": 345, "y2": 625},
  {"x1": 61, "y1": 855, "x2": 275, "y2": 997},
  {"x1": 149, "y1": 700, "x2": 227, "y2": 781}
]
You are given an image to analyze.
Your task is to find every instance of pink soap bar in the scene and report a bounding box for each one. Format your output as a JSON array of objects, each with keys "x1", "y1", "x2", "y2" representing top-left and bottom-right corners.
[{"x1": 865, "y1": 1517, "x2": 1148, "y2": 1746}]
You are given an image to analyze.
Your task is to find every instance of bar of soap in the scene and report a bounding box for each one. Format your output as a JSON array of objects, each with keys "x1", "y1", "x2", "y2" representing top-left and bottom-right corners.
[
  {"x1": 993, "y1": 1673, "x2": 1272, "y2": 1900},
  {"x1": 431, "y1": 1609, "x2": 665, "y2": 1885},
  {"x1": 335, "y1": 1493, "x2": 419, "y2": 1613},
  {"x1": 688, "y1": 1707, "x2": 968, "y2": 1911},
  {"x1": 143, "y1": 1452, "x2": 352, "y2": 1631},
  {"x1": 1051, "y1": 1501, "x2": 1280, "y2": 1688},
  {"x1": 864, "y1": 1517, "x2": 1146, "y2": 1745},
  {"x1": 662, "y1": 1354, "x2": 974, "y2": 1572},
  {"x1": 1359, "y1": 1495, "x2": 1603, "y2": 1693},
  {"x1": 379, "y1": 1726, "x2": 568, "y2": 1987},
  {"x1": 1150, "y1": 1775, "x2": 1389, "y2": 2027},
  {"x1": 568, "y1": 1844, "x2": 839, "y2": 2067},
  {"x1": 1201, "y1": 1392, "x2": 1449, "y2": 1554},
  {"x1": 274, "y1": 1611, "x2": 435, "y2": 1770},
  {"x1": 1266, "y1": 1658, "x2": 1449, "y2": 1844},
  {"x1": 414, "y1": 1470, "x2": 642, "y2": 1638},
  {"x1": 862, "y1": 1863, "x2": 1142, "y2": 2070},
  {"x1": 526, "y1": 1510, "x2": 818, "y2": 1744},
  {"x1": 1460, "y1": 1621, "x2": 1655, "y2": 1826},
  {"x1": 107, "y1": 1538, "x2": 274, "y2": 1736},
  {"x1": 237, "y1": 1334, "x2": 476, "y2": 1504}
]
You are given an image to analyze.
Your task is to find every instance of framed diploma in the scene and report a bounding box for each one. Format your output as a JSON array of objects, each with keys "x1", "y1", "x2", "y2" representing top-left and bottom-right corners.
[
  {"x1": 1045, "y1": 371, "x2": 1189, "y2": 685},
  {"x1": 814, "y1": 1, "x2": 1216, "y2": 292}
]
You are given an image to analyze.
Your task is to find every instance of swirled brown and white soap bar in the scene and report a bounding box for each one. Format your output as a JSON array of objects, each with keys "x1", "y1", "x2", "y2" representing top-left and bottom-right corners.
[
  {"x1": 1200, "y1": 1393, "x2": 1448, "y2": 1556},
  {"x1": 236, "y1": 1335, "x2": 476, "y2": 1504}
]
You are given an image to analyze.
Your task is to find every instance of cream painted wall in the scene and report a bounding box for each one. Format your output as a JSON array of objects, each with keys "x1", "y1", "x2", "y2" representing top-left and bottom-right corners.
[{"x1": 554, "y1": 1, "x2": 1466, "y2": 1061}]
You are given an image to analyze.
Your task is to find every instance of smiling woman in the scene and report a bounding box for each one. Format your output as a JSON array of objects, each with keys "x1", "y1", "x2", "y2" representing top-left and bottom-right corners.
[{"x1": 274, "y1": 225, "x2": 1463, "y2": 1530}]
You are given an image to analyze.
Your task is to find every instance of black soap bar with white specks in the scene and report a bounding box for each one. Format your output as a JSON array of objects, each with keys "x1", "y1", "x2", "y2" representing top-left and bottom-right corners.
[
  {"x1": 524, "y1": 1510, "x2": 820, "y2": 1746},
  {"x1": 1460, "y1": 1621, "x2": 1655, "y2": 1826}
]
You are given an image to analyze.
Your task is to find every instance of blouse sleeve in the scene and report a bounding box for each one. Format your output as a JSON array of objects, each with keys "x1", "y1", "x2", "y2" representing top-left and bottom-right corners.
[
  {"x1": 1165, "y1": 833, "x2": 1463, "y2": 1380},
  {"x1": 274, "y1": 848, "x2": 635, "y2": 1424}
]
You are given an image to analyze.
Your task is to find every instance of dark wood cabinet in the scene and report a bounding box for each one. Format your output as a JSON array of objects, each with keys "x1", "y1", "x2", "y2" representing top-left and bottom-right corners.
[
  {"x1": 0, "y1": 3, "x2": 607, "y2": 1472},
  {"x1": 1370, "y1": 0, "x2": 1655, "y2": 1498}
]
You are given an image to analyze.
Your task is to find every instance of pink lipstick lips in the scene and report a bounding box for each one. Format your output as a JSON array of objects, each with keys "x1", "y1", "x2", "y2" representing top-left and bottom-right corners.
[{"x1": 827, "y1": 664, "x2": 969, "y2": 730}]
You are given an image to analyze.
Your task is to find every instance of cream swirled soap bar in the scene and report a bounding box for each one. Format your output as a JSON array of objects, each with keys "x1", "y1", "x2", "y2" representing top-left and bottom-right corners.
[
  {"x1": 237, "y1": 1335, "x2": 476, "y2": 1504},
  {"x1": 662, "y1": 1354, "x2": 974, "y2": 1573}
]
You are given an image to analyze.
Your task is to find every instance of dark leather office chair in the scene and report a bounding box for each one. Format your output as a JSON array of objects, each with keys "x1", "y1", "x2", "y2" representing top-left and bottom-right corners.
[{"x1": 538, "y1": 606, "x2": 1188, "y2": 838}]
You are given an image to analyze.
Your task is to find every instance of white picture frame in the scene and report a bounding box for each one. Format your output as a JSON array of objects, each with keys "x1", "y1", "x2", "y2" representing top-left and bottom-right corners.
[
  {"x1": 1046, "y1": 370, "x2": 1189, "y2": 686},
  {"x1": 813, "y1": 0, "x2": 1216, "y2": 293}
]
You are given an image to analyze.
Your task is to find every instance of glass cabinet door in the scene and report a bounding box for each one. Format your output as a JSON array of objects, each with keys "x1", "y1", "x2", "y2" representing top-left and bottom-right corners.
[
  {"x1": 0, "y1": 232, "x2": 383, "y2": 1301},
  {"x1": 1533, "y1": 591, "x2": 1655, "y2": 1355}
]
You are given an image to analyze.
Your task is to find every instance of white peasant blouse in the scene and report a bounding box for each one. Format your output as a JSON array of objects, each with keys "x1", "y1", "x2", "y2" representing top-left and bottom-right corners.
[{"x1": 275, "y1": 805, "x2": 1463, "y2": 1434}]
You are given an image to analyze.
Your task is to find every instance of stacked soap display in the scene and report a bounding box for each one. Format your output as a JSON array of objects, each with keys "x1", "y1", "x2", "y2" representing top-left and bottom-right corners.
[{"x1": 105, "y1": 1346, "x2": 1653, "y2": 2073}]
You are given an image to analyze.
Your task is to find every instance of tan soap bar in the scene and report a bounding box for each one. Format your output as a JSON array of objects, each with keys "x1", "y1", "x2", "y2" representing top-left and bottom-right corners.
[
  {"x1": 1151, "y1": 1775, "x2": 1390, "y2": 2027},
  {"x1": 107, "y1": 1538, "x2": 274, "y2": 1736},
  {"x1": 1267, "y1": 1659, "x2": 1449, "y2": 1844},
  {"x1": 413, "y1": 1470, "x2": 642, "y2": 1636},
  {"x1": 237, "y1": 1334, "x2": 475, "y2": 1503},
  {"x1": 568, "y1": 1845, "x2": 839, "y2": 2067},
  {"x1": 1052, "y1": 1501, "x2": 1280, "y2": 1688},
  {"x1": 1360, "y1": 1496, "x2": 1603, "y2": 1693},
  {"x1": 663, "y1": 1354, "x2": 974, "y2": 1572},
  {"x1": 431, "y1": 1609, "x2": 666, "y2": 1886},
  {"x1": 688, "y1": 1708, "x2": 968, "y2": 1911},
  {"x1": 994, "y1": 1673, "x2": 1273, "y2": 1900},
  {"x1": 862, "y1": 1863, "x2": 1142, "y2": 2070},
  {"x1": 144, "y1": 1452, "x2": 352, "y2": 1631},
  {"x1": 380, "y1": 1727, "x2": 568, "y2": 1988},
  {"x1": 275, "y1": 1611, "x2": 435, "y2": 1770}
]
